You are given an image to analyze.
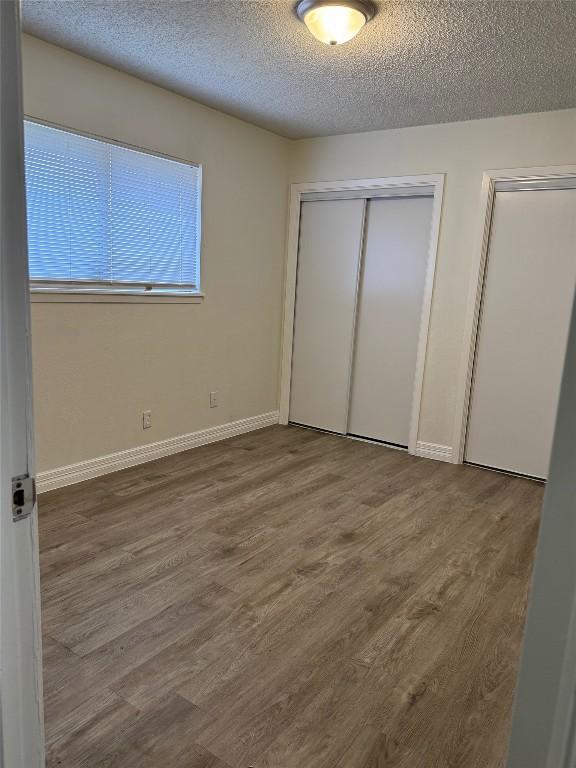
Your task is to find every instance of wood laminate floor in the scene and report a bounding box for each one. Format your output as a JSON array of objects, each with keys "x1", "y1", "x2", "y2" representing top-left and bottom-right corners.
[{"x1": 39, "y1": 425, "x2": 543, "y2": 768}]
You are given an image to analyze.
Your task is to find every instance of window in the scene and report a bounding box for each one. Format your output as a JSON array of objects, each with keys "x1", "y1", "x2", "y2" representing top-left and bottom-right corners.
[{"x1": 24, "y1": 120, "x2": 202, "y2": 296}]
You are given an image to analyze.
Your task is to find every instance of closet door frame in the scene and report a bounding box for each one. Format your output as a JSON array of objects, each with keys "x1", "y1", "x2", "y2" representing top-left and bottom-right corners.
[
  {"x1": 279, "y1": 174, "x2": 445, "y2": 456},
  {"x1": 452, "y1": 165, "x2": 576, "y2": 464}
]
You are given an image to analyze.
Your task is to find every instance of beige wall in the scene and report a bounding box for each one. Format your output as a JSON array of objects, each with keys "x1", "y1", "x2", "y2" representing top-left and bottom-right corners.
[
  {"x1": 22, "y1": 35, "x2": 290, "y2": 471},
  {"x1": 290, "y1": 109, "x2": 576, "y2": 448},
  {"x1": 23, "y1": 32, "x2": 576, "y2": 469}
]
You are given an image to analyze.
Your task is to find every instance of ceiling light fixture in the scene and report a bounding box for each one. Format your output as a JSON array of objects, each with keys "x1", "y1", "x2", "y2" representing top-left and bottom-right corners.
[{"x1": 296, "y1": 0, "x2": 375, "y2": 46}]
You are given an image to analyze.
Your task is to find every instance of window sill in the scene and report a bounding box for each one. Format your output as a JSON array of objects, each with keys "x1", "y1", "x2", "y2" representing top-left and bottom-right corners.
[{"x1": 30, "y1": 291, "x2": 205, "y2": 305}]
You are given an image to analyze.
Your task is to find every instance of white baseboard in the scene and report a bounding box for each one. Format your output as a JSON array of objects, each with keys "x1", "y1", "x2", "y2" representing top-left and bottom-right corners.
[
  {"x1": 415, "y1": 440, "x2": 454, "y2": 463},
  {"x1": 37, "y1": 411, "x2": 280, "y2": 493}
]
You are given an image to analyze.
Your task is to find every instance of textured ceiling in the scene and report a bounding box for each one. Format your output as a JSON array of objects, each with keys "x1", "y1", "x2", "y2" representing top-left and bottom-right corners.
[{"x1": 21, "y1": 0, "x2": 576, "y2": 139}]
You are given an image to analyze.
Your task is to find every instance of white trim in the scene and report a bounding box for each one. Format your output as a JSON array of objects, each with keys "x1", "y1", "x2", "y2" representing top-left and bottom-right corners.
[
  {"x1": 452, "y1": 165, "x2": 576, "y2": 465},
  {"x1": 415, "y1": 441, "x2": 453, "y2": 462},
  {"x1": 37, "y1": 411, "x2": 279, "y2": 493},
  {"x1": 1, "y1": 3, "x2": 45, "y2": 765},
  {"x1": 279, "y1": 174, "x2": 445, "y2": 458},
  {"x1": 407, "y1": 177, "x2": 444, "y2": 454},
  {"x1": 31, "y1": 292, "x2": 204, "y2": 304}
]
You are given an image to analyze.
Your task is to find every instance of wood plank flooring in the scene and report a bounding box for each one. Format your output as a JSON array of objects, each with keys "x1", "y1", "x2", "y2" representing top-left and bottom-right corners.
[{"x1": 39, "y1": 425, "x2": 543, "y2": 768}]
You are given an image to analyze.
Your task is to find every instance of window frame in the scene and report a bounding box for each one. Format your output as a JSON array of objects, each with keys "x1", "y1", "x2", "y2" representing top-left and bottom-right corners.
[{"x1": 24, "y1": 117, "x2": 204, "y2": 302}]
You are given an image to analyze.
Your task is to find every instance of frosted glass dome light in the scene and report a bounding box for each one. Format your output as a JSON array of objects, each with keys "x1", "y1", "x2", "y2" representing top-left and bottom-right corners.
[{"x1": 296, "y1": 0, "x2": 375, "y2": 46}]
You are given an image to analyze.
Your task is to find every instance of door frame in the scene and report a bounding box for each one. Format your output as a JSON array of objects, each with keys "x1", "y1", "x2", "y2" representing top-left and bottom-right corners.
[
  {"x1": 452, "y1": 164, "x2": 576, "y2": 465},
  {"x1": 0, "y1": 1, "x2": 45, "y2": 766},
  {"x1": 279, "y1": 174, "x2": 445, "y2": 455}
]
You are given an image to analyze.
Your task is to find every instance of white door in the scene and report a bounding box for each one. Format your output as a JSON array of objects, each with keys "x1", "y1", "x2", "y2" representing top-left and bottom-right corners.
[
  {"x1": 289, "y1": 199, "x2": 365, "y2": 433},
  {"x1": 347, "y1": 195, "x2": 433, "y2": 446},
  {"x1": 465, "y1": 186, "x2": 576, "y2": 478},
  {"x1": 0, "y1": 2, "x2": 45, "y2": 766},
  {"x1": 505, "y1": 257, "x2": 576, "y2": 768}
]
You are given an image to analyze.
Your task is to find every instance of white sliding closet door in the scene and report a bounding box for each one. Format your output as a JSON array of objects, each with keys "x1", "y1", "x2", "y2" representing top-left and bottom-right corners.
[
  {"x1": 348, "y1": 195, "x2": 433, "y2": 446},
  {"x1": 466, "y1": 188, "x2": 576, "y2": 478},
  {"x1": 290, "y1": 199, "x2": 365, "y2": 433}
]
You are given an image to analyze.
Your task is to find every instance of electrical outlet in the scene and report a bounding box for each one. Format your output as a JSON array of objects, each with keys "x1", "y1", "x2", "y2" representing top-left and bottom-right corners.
[
  {"x1": 209, "y1": 391, "x2": 219, "y2": 408},
  {"x1": 142, "y1": 410, "x2": 152, "y2": 429}
]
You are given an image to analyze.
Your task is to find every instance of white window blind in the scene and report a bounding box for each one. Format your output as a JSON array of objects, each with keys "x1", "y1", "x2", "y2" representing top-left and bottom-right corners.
[{"x1": 24, "y1": 120, "x2": 201, "y2": 294}]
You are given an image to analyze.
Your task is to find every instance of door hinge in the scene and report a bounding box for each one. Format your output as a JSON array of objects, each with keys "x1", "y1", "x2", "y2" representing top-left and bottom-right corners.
[{"x1": 12, "y1": 474, "x2": 36, "y2": 522}]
